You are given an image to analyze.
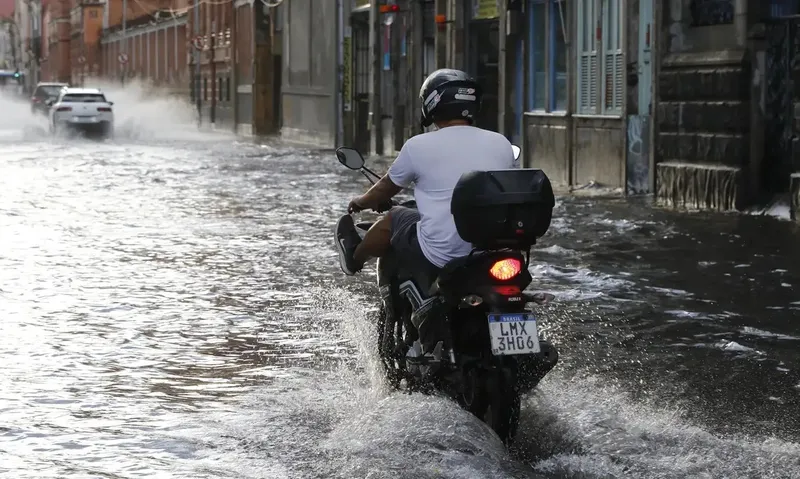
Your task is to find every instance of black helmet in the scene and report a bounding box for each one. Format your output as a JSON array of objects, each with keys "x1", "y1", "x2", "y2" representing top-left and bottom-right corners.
[{"x1": 419, "y1": 68, "x2": 482, "y2": 129}]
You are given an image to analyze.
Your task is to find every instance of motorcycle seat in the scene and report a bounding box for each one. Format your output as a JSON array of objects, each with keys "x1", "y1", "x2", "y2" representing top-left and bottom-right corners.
[{"x1": 436, "y1": 251, "x2": 496, "y2": 284}]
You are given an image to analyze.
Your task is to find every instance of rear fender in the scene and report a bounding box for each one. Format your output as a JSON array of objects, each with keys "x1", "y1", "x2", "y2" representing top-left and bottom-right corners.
[{"x1": 434, "y1": 251, "x2": 532, "y2": 307}]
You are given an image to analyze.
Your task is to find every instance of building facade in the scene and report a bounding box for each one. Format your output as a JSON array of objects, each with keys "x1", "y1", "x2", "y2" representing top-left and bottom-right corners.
[
  {"x1": 187, "y1": 0, "x2": 234, "y2": 128},
  {"x1": 655, "y1": 0, "x2": 798, "y2": 219},
  {"x1": 99, "y1": 0, "x2": 189, "y2": 95},
  {"x1": 280, "y1": 0, "x2": 342, "y2": 147},
  {"x1": 0, "y1": 0, "x2": 15, "y2": 71},
  {"x1": 231, "y1": 0, "x2": 282, "y2": 137},
  {"x1": 497, "y1": 0, "x2": 646, "y2": 193}
]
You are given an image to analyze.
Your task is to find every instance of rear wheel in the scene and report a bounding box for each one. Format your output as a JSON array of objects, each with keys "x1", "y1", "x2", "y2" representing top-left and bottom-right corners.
[
  {"x1": 485, "y1": 388, "x2": 521, "y2": 445},
  {"x1": 376, "y1": 304, "x2": 402, "y2": 389},
  {"x1": 461, "y1": 367, "x2": 520, "y2": 445}
]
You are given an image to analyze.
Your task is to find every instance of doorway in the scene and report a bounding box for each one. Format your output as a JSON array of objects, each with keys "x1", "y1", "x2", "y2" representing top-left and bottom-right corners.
[
  {"x1": 352, "y1": 15, "x2": 371, "y2": 154},
  {"x1": 466, "y1": 18, "x2": 499, "y2": 131}
]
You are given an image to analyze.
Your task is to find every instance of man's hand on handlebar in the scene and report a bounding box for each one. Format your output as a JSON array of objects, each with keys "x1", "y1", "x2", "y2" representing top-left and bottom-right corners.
[
  {"x1": 347, "y1": 196, "x2": 368, "y2": 214},
  {"x1": 348, "y1": 195, "x2": 395, "y2": 214}
]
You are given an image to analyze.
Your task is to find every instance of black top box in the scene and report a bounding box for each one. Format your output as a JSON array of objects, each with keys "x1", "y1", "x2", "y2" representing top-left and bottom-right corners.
[{"x1": 451, "y1": 168, "x2": 555, "y2": 251}]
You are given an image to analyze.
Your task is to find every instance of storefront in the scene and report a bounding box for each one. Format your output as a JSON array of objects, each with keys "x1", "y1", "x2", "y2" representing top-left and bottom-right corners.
[{"x1": 520, "y1": 0, "x2": 627, "y2": 189}]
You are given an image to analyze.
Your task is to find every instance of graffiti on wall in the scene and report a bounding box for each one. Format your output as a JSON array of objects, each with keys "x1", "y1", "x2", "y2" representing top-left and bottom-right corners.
[
  {"x1": 626, "y1": 115, "x2": 650, "y2": 195},
  {"x1": 764, "y1": 18, "x2": 800, "y2": 193},
  {"x1": 343, "y1": 33, "x2": 352, "y2": 112},
  {"x1": 689, "y1": 0, "x2": 734, "y2": 27}
]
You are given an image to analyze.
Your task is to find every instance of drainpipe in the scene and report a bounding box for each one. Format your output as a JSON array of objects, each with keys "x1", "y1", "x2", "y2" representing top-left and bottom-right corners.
[
  {"x1": 231, "y1": 2, "x2": 238, "y2": 134},
  {"x1": 122, "y1": 0, "x2": 126, "y2": 84},
  {"x1": 335, "y1": 0, "x2": 343, "y2": 147},
  {"x1": 370, "y1": 0, "x2": 383, "y2": 155},
  {"x1": 210, "y1": 20, "x2": 216, "y2": 126},
  {"x1": 194, "y1": 0, "x2": 201, "y2": 126}
]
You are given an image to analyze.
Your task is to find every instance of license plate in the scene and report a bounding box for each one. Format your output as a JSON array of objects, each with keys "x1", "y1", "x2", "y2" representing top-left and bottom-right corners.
[
  {"x1": 73, "y1": 116, "x2": 96, "y2": 122},
  {"x1": 487, "y1": 313, "x2": 540, "y2": 356}
]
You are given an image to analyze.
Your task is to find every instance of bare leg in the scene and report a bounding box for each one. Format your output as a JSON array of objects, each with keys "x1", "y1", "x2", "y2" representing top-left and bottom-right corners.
[{"x1": 354, "y1": 213, "x2": 393, "y2": 266}]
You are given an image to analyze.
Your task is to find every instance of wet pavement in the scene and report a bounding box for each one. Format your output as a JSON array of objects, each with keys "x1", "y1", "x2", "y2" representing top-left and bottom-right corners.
[{"x1": 1, "y1": 88, "x2": 799, "y2": 478}]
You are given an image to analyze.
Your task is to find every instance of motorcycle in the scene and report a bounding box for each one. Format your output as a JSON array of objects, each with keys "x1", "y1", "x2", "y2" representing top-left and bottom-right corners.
[{"x1": 334, "y1": 145, "x2": 559, "y2": 444}]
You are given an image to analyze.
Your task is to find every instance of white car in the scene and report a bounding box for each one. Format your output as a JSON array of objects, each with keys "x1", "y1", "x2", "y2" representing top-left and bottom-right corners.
[{"x1": 48, "y1": 87, "x2": 114, "y2": 138}]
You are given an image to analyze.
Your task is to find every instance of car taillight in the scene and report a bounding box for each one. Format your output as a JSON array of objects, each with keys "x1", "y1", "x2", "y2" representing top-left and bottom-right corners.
[
  {"x1": 489, "y1": 258, "x2": 522, "y2": 281},
  {"x1": 97, "y1": 107, "x2": 111, "y2": 112},
  {"x1": 32, "y1": 97, "x2": 40, "y2": 103},
  {"x1": 56, "y1": 106, "x2": 72, "y2": 111}
]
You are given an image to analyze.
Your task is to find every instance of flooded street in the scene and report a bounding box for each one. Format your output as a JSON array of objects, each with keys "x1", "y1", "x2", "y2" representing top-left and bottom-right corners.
[{"x1": 1, "y1": 91, "x2": 799, "y2": 478}]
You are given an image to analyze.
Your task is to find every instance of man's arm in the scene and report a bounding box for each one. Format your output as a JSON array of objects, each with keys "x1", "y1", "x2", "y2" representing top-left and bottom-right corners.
[
  {"x1": 352, "y1": 141, "x2": 415, "y2": 211},
  {"x1": 356, "y1": 174, "x2": 403, "y2": 210}
]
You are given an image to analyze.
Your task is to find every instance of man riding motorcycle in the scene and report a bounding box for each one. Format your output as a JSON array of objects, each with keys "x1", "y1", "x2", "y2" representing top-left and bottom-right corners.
[{"x1": 335, "y1": 68, "x2": 519, "y2": 276}]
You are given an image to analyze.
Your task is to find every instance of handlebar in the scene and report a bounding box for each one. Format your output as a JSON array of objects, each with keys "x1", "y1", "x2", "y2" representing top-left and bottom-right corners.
[{"x1": 354, "y1": 199, "x2": 417, "y2": 215}]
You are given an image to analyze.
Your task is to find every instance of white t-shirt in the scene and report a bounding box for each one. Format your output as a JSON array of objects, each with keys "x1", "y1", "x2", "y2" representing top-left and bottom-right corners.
[{"x1": 387, "y1": 125, "x2": 518, "y2": 268}]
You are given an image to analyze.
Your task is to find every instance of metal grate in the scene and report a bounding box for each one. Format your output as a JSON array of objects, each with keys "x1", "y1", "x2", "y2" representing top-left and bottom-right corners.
[
  {"x1": 689, "y1": 0, "x2": 734, "y2": 26},
  {"x1": 353, "y1": 24, "x2": 370, "y2": 97}
]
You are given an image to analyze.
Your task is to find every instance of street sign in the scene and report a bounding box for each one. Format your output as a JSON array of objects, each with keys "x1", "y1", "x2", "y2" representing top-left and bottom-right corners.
[
  {"x1": 77, "y1": 55, "x2": 86, "y2": 64},
  {"x1": 118, "y1": 53, "x2": 129, "y2": 64}
]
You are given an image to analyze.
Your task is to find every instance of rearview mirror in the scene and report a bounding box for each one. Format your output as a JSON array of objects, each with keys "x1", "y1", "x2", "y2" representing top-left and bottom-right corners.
[
  {"x1": 45, "y1": 99, "x2": 54, "y2": 106},
  {"x1": 336, "y1": 147, "x2": 365, "y2": 170},
  {"x1": 511, "y1": 144, "x2": 521, "y2": 160},
  {"x1": 108, "y1": 101, "x2": 114, "y2": 105}
]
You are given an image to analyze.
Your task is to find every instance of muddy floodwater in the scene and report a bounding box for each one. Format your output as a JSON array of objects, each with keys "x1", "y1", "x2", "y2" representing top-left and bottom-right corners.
[{"x1": 1, "y1": 115, "x2": 799, "y2": 478}]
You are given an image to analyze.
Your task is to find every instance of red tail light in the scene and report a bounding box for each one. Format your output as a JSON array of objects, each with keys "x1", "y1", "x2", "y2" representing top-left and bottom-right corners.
[
  {"x1": 489, "y1": 258, "x2": 522, "y2": 281},
  {"x1": 32, "y1": 97, "x2": 40, "y2": 103},
  {"x1": 97, "y1": 107, "x2": 111, "y2": 112},
  {"x1": 56, "y1": 106, "x2": 72, "y2": 111}
]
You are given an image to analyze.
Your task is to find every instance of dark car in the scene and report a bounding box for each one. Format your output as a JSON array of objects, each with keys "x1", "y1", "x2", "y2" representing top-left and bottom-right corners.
[{"x1": 31, "y1": 82, "x2": 69, "y2": 116}]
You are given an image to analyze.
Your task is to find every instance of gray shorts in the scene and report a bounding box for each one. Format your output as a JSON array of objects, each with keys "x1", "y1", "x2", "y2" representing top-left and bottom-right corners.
[{"x1": 389, "y1": 206, "x2": 438, "y2": 274}]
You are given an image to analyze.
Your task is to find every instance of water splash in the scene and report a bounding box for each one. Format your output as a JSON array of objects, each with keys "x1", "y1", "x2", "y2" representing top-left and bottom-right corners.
[
  {"x1": 656, "y1": 161, "x2": 739, "y2": 211},
  {"x1": 0, "y1": 77, "x2": 232, "y2": 143},
  {"x1": 519, "y1": 373, "x2": 800, "y2": 478},
  {"x1": 0, "y1": 88, "x2": 49, "y2": 141},
  {"x1": 81, "y1": 77, "x2": 222, "y2": 142}
]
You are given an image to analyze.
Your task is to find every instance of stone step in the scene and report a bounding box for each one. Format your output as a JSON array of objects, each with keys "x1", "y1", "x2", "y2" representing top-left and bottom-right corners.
[
  {"x1": 657, "y1": 132, "x2": 747, "y2": 168},
  {"x1": 656, "y1": 160, "x2": 741, "y2": 212},
  {"x1": 659, "y1": 66, "x2": 748, "y2": 103},
  {"x1": 657, "y1": 100, "x2": 748, "y2": 134}
]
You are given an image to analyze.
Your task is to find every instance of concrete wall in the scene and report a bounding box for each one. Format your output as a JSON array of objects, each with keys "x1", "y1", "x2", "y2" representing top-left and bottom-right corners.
[
  {"x1": 654, "y1": 0, "x2": 753, "y2": 211},
  {"x1": 524, "y1": 114, "x2": 571, "y2": 186},
  {"x1": 281, "y1": 0, "x2": 338, "y2": 147},
  {"x1": 574, "y1": 117, "x2": 626, "y2": 187}
]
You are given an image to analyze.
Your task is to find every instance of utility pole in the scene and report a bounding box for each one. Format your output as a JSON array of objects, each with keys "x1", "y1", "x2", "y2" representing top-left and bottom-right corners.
[
  {"x1": 409, "y1": 0, "x2": 423, "y2": 137},
  {"x1": 390, "y1": 4, "x2": 402, "y2": 152},
  {"x1": 122, "y1": 0, "x2": 126, "y2": 84},
  {"x1": 369, "y1": 0, "x2": 382, "y2": 156},
  {"x1": 193, "y1": 0, "x2": 201, "y2": 127},
  {"x1": 210, "y1": 20, "x2": 215, "y2": 125}
]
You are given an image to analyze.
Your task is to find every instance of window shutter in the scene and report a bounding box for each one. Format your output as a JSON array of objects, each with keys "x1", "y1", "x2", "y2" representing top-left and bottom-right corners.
[
  {"x1": 602, "y1": 0, "x2": 623, "y2": 114},
  {"x1": 603, "y1": 50, "x2": 623, "y2": 112},
  {"x1": 577, "y1": 0, "x2": 598, "y2": 114}
]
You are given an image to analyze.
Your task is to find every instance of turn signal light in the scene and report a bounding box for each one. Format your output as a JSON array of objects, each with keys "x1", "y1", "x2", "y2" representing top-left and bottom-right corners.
[{"x1": 489, "y1": 258, "x2": 522, "y2": 281}]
